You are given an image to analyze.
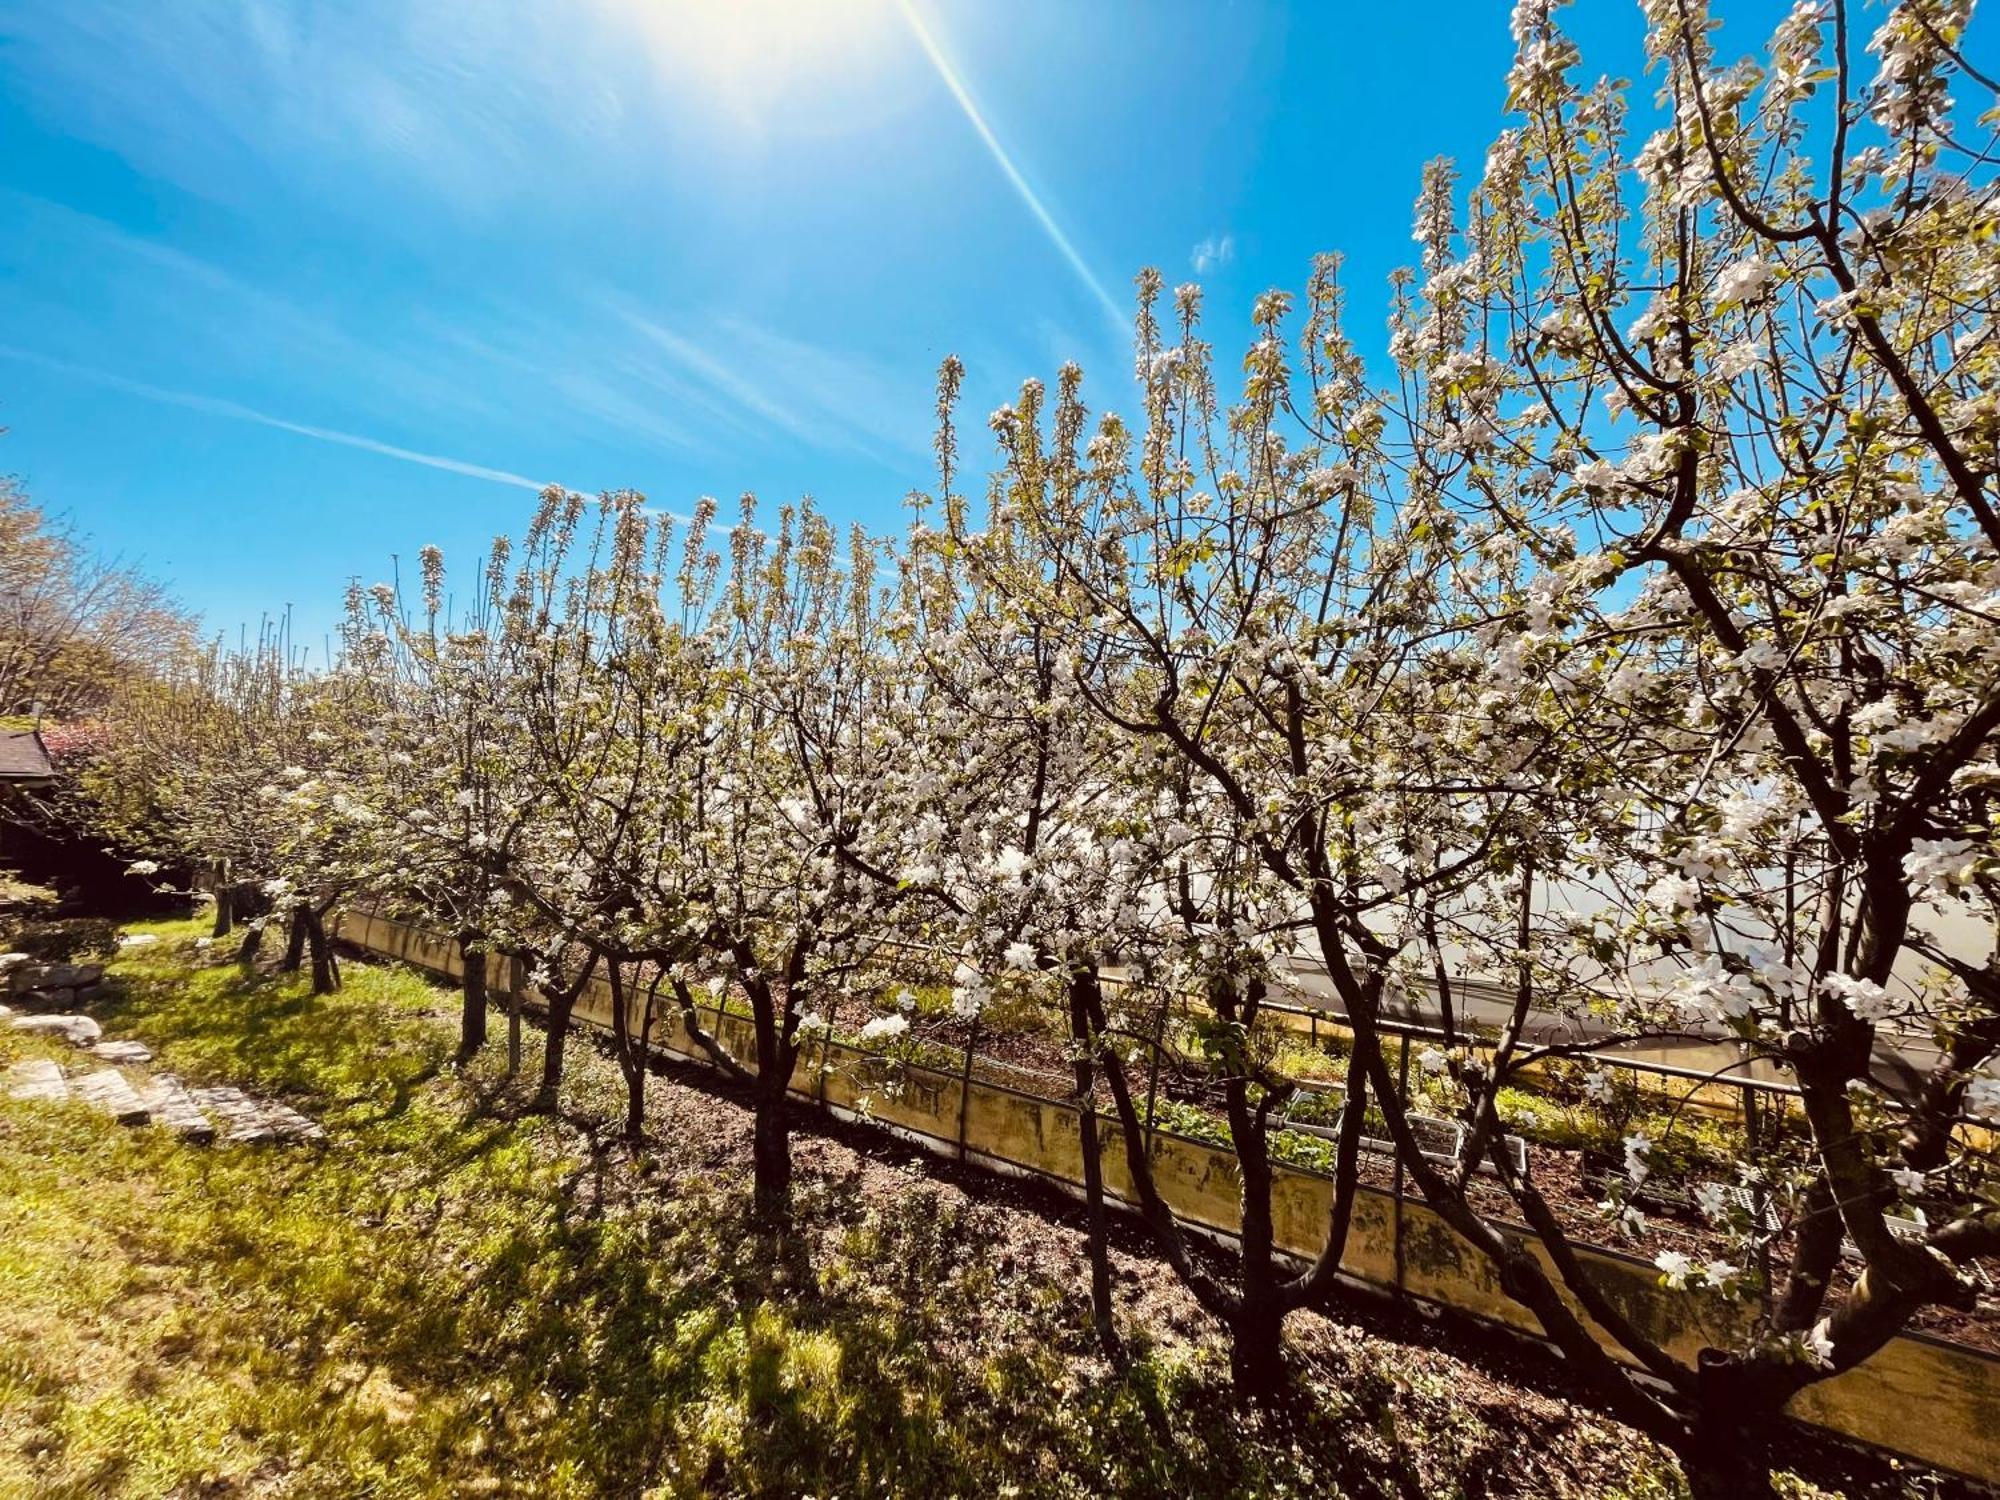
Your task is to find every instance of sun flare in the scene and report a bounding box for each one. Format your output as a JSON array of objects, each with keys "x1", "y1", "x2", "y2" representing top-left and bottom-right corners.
[{"x1": 610, "y1": 0, "x2": 906, "y2": 119}]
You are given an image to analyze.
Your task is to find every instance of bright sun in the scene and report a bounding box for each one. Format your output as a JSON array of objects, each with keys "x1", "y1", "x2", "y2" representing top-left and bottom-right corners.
[{"x1": 611, "y1": 0, "x2": 909, "y2": 123}]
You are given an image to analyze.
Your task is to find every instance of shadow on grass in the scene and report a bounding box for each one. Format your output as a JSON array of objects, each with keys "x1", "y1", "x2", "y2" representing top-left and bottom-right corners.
[{"x1": 30, "y1": 931, "x2": 1670, "y2": 1499}]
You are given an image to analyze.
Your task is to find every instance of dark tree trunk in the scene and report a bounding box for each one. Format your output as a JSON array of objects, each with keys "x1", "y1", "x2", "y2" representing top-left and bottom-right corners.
[
  {"x1": 751, "y1": 1089, "x2": 791, "y2": 1222},
  {"x1": 624, "y1": 1062, "x2": 646, "y2": 1140},
  {"x1": 305, "y1": 909, "x2": 339, "y2": 994},
  {"x1": 1228, "y1": 1287, "x2": 1286, "y2": 1401},
  {"x1": 535, "y1": 983, "x2": 579, "y2": 1113},
  {"x1": 605, "y1": 959, "x2": 649, "y2": 1141},
  {"x1": 281, "y1": 909, "x2": 308, "y2": 972},
  {"x1": 1677, "y1": 1433, "x2": 1773, "y2": 1500},
  {"x1": 1069, "y1": 970, "x2": 1120, "y2": 1358},
  {"x1": 457, "y1": 936, "x2": 488, "y2": 1058},
  {"x1": 738, "y1": 968, "x2": 797, "y2": 1225},
  {"x1": 1217, "y1": 996, "x2": 1287, "y2": 1402},
  {"x1": 1077, "y1": 1095, "x2": 1120, "y2": 1358},
  {"x1": 752, "y1": 1082, "x2": 792, "y2": 1224}
]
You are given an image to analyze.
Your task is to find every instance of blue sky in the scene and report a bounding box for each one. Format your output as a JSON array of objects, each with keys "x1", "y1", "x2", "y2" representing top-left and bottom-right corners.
[{"x1": 0, "y1": 0, "x2": 1784, "y2": 649}]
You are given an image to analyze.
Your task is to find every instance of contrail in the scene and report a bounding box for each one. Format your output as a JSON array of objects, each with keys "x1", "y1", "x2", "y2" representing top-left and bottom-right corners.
[
  {"x1": 894, "y1": 0, "x2": 1127, "y2": 336},
  {"x1": 0, "y1": 345, "x2": 549, "y2": 491},
  {"x1": 0, "y1": 344, "x2": 743, "y2": 535}
]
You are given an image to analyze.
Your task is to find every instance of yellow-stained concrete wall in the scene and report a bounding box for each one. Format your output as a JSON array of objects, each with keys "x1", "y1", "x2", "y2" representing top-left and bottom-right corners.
[{"x1": 332, "y1": 907, "x2": 2000, "y2": 1483}]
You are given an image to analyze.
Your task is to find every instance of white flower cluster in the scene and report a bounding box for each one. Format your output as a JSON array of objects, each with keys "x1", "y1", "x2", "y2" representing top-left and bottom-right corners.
[
  {"x1": 857, "y1": 1014, "x2": 910, "y2": 1046},
  {"x1": 1653, "y1": 1249, "x2": 1741, "y2": 1292}
]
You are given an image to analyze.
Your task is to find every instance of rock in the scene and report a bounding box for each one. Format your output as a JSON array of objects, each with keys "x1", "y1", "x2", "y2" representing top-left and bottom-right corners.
[
  {"x1": 0, "y1": 1002, "x2": 11, "y2": 1018},
  {"x1": 188, "y1": 1086, "x2": 279, "y2": 1143},
  {"x1": 4, "y1": 1058, "x2": 67, "y2": 1103},
  {"x1": 9, "y1": 1013, "x2": 102, "y2": 1045},
  {"x1": 259, "y1": 1100, "x2": 327, "y2": 1143},
  {"x1": 71, "y1": 1068, "x2": 150, "y2": 1124},
  {"x1": 0, "y1": 953, "x2": 28, "y2": 970},
  {"x1": 187, "y1": 1086, "x2": 323, "y2": 1144},
  {"x1": 139, "y1": 1075, "x2": 214, "y2": 1142},
  {"x1": 90, "y1": 1039, "x2": 153, "y2": 1065},
  {"x1": 8, "y1": 962, "x2": 105, "y2": 996}
]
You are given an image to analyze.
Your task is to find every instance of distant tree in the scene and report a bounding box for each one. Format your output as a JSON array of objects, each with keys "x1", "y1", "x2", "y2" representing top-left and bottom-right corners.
[
  {"x1": 343, "y1": 542, "x2": 542, "y2": 1066},
  {"x1": 86, "y1": 634, "x2": 311, "y2": 967},
  {"x1": 0, "y1": 478, "x2": 192, "y2": 720}
]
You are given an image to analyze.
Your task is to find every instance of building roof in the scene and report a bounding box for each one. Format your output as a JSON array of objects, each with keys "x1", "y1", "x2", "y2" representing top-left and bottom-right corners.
[{"x1": 0, "y1": 729, "x2": 54, "y2": 783}]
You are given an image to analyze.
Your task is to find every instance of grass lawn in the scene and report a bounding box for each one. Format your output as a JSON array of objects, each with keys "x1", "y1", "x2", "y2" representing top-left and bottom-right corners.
[{"x1": 0, "y1": 917, "x2": 1915, "y2": 1498}]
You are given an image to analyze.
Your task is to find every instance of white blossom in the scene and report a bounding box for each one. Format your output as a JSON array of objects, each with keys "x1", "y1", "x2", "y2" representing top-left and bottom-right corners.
[
  {"x1": 857, "y1": 1014, "x2": 910, "y2": 1045},
  {"x1": 1714, "y1": 257, "x2": 1775, "y2": 305},
  {"x1": 1623, "y1": 1131, "x2": 1653, "y2": 1185},
  {"x1": 1655, "y1": 1249, "x2": 1695, "y2": 1288},
  {"x1": 1904, "y1": 838, "x2": 1979, "y2": 895}
]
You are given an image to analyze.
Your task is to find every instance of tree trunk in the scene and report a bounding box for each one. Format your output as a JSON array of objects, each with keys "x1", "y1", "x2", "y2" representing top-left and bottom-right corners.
[
  {"x1": 535, "y1": 983, "x2": 578, "y2": 1113},
  {"x1": 624, "y1": 1064, "x2": 646, "y2": 1140},
  {"x1": 1069, "y1": 970, "x2": 1120, "y2": 1358},
  {"x1": 305, "y1": 908, "x2": 339, "y2": 995},
  {"x1": 752, "y1": 1083, "x2": 792, "y2": 1224},
  {"x1": 1077, "y1": 1098, "x2": 1120, "y2": 1358},
  {"x1": 281, "y1": 909, "x2": 308, "y2": 972},
  {"x1": 457, "y1": 937, "x2": 488, "y2": 1058},
  {"x1": 1677, "y1": 1433, "x2": 1773, "y2": 1500},
  {"x1": 502, "y1": 950, "x2": 523, "y2": 1077},
  {"x1": 605, "y1": 959, "x2": 647, "y2": 1141},
  {"x1": 1221, "y1": 1049, "x2": 1286, "y2": 1402},
  {"x1": 1228, "y1": 1288, "x2": 1285, "y2": 1401}
]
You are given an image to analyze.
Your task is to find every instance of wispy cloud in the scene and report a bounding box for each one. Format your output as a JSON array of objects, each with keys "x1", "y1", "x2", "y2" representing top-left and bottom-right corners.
[
  {"x1": 0, "y1": 1, "x2": 628, "y2": 219},
  {"x1": 1191, "y1": 233, "x2": 1235, "y2": 274},
  {"x1": 623, "y1": 315, "x2": 819, "y2": 447},
  {"x1": 2, "y1": 189, "x2": 508, "y2": 432},
  {"x1": 893, "y1": 0, "x2": 1126, "y2": 336},
  {"x1": 604, "y1": 298, "x2": 931, "y2": 469},
  {"x1": 0, "y1": 345, "x2": 548, "y2": 491}
]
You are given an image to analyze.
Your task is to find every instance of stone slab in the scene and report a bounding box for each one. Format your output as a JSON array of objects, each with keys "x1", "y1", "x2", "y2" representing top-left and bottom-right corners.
[
  {"x1": 187, "y1": 1086, "x2": 275, "y2": 1143},
  {"x1": 8, "y1": 962, "x2": 105, "y2": 995},
  {"x1": 4, "y1": 1057, "x2": 67, "y2": 1103},
  {"x1": 139, "y1": 1074, "x2": 215, "y2": 1142},
  {"x1": 71, "y1": 1067, "x2": 150, "y2": 1124},
  {"x1": 89, "y1": 1039, "x2": 153, "y2": 1065},
  {"x1": 9, "y1": 1013, "x2": 101, "y2": 1044},
  {"x1": 185, "y1": 1086, "x2": 321, "y2": 1144},
  {"x1": 258, "y1": 1099, "x2": 326, "y2": 1143}
]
